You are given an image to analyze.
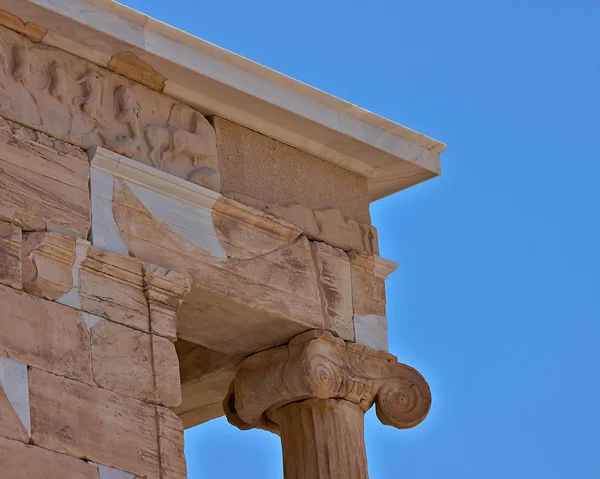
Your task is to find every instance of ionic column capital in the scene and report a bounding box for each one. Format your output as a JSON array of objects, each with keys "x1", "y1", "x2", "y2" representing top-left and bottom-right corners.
[{"x1": 224, "y1": 330, "x2": 431, "y2": 433}]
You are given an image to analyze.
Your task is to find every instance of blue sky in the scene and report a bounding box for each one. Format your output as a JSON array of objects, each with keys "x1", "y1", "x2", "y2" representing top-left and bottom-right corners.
[{"x1": 121, "y1": 1, "x2": 600, "y2": 477}]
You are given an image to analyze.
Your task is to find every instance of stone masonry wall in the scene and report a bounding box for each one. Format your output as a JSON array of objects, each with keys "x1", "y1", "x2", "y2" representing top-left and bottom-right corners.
[{"x1": 0, "y1": 117, "x2": 189, "y2": 478}]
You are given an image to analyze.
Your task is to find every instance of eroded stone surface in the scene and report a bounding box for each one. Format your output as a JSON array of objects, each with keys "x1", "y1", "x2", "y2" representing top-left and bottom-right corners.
[
  {"x1": 0, "y1": 436, "x2": 98, "y2": 479},
  {"x1": 90, "y1": 319, "x2": 182, "y2": 407},
  {"x1": 29, "y1": 368, "x2": 160, "y2": 478},
  {"x1": 79, "y1": 247, "x2": 149, "y2": 332},
  {"x1": 0, "y1": 285, "x2": 92, "y2": 383},
  {"x1": 227, "y1": 192, "x2": 379, "y2": 254},
  {"x1": 22, "y1": 231, "x2": 75, "y2": 300},
  {"x1": 312, "y1": 242, "x2": 354, "y2": 341},
  {"x1": 0, "y1": 25, "x2": 219, "y2": 191},
  {"x1": 157, "y1": 407, "x2": 188, "y2": 479},
  {"x1": 0, "y1": 221, "x2": 21, "y2": 289},
  {"x1": 213, "y1": 116, "x2": 371, "y2": 223},
  {"x1": 0, "y1": 116, "x2": 90, "y2": 238}
]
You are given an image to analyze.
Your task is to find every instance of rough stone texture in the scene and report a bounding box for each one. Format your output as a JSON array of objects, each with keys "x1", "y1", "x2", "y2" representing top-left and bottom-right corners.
[
  {"x1": 212, "y1": 196, "x2": 302, "y2": 260},
  {"x1": 0, "y1": 285, "x2": 92, "y2": 383},
  {"x1": 226, "y1": 192, "x2": 379, "y2": 254},
  {"x1": 312, "y1": 242, "x2": 354, "y2": 341},
  {"x1": 90, "y1": 319, "x2": 182, "y2": 407},
  {"x1": 0, "y1": 436, "x2": 98, "y2": 479},
  {"x1": 112, "y1": 179, "x2": 326, "y2": 355},
  {"x1": 22, "y1": 231, "x2": 76, "y2": 300},
  {"x1": 0, "y1": 221, "x2": 21, "y2": 289},
  {"x1": 0, "y1": 10, "x2": 46, "y2": 42},
  {"x1": 277, "y1": 398, "x2": 368, "y2": 479},
  {"x1": 143, "y1": 263, "x2": 191, "y2": 341},
  {"x1": 108, "y1": 51, "x2": 167, "y2": 91},
  {"x1": 29, "y1": 368, "x2": 160, "y2": 478},
  {"x1": 213, "y1": 117, "x2": 371, "y2": 224},
  {"x1": 0, "y1": 357, "x2": 29, "y2": 442},
  {"x1": 0, "y1": 24, "x2": 218, "y2": 191},
  {"x1": 157, "y1": 407, "x2": 188, "y2": 479},
  {"x1": 351, "y1": 262, "x2": 386, "y2": 317},
  {"x1": 174, "y1": 340, "x2": 242, "y2": 428},
  {"x1": 79, "y1": 247, "x2": 150, "y2": 332},
  {"x1": 0, "y1": 116, "x2": 90, "y2": 238}
]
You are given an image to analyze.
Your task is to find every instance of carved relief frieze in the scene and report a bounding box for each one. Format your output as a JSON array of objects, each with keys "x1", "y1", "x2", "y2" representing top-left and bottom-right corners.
[{"x1": 0, "y1": 25, "x2": 220, "y2": 191}]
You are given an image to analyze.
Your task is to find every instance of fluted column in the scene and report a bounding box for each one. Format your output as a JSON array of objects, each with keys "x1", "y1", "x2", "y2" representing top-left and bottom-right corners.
[{"x1": 224, "y1": 330, "x2": 431, "y2": 479}]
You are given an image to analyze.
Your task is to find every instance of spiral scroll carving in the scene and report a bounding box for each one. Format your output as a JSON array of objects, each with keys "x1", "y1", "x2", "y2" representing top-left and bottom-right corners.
[
  {"x1": 224, "y1": 330, "x2": 432, "y2": 433},
  {"x1": 306, "y1": 356, "x2": 343, "y2": 398},
  {"x1": 375, "y1": 378, "x2": 431, "y2": 429}
]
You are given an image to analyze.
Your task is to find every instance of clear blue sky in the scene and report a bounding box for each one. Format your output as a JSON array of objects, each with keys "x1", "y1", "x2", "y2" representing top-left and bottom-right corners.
[{"x1": 121, "y1": 1, "x2": 600, "y2": 477}]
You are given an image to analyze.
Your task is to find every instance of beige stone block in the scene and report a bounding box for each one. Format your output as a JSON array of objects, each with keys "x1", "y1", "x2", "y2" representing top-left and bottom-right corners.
[
  {"x1": 0, "y1": 116, "x2": 91, "y2": 238},
  {"x1": 0, "y1": 10, "x2": 46, "y2": 42},
  {"x1": 22, "y1": 231, "x2": 76, "y2": 300},
  {"x1": 90, "y1": 319, "x2": 181, "y2": 407},
  {"x1": 112, "y1": 179, "x2": 325, "y2": 355},
  {"x1": 157, "y1": 407, "x2": 187, "y2": 479},
  {"x1": 0, "y1": 436, "x2": 98, "y2": 479},
  {"x1": 212, "y1": 196, "x2": 302, "y2": 259},
  {"x1": 312, "y1": 242, "x2": 354, "y2": 341},
  {"x1": 0, "y1": 285, "x2": 92, "y2": 383},
  {"x1": 79, "y1": 247, "x2": 149, "y2": 332},
  {"x1": 143, "y1": 263, "x2": 191, "y2": 341},
  {"x1": 351, "y1": 263, "x2": 387, "y2": 317},
  {"x1": 214, "y1": 117, "x2": 371, "y2": 224},
  {"x1": 0, "y1": 221, "x2": 21, "y2": 289},
  {"x1": 29, "y1": 368, "x2": 160, "y2": 478}
]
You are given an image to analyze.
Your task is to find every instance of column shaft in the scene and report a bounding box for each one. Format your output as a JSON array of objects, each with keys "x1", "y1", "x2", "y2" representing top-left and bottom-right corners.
[{"x1": 277, "y1": 398, "x2": 369, "y2": 479}]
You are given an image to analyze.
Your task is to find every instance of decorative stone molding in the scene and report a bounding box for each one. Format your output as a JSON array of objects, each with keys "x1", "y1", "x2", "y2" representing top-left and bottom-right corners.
[
  {"x1": 0, "y1": 25, "x2": 219, "y2": 191},
  {"x1": 142, "y1": 263, "x2": 191, "y2": 341},
  {"x1": 224, "y1": 330, "x2": 431, "y2": 433}
]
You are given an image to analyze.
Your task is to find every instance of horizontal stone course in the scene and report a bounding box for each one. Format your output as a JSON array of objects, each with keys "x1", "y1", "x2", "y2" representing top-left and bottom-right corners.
[
  {"x1": 0, "y1": 285, "x2": 92, "y2": 383},
  {"x1": 29, "y1": 367, "x2": 161, "y2": 478},
  {"x1": 0, "y1": 436, "x2": 98, "y2": 479}
]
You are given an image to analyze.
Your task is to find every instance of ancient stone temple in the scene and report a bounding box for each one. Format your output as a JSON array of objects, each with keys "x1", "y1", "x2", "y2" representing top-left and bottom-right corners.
[{"x1": 0, "y1": 1, "x2": 445, "y2": 478}]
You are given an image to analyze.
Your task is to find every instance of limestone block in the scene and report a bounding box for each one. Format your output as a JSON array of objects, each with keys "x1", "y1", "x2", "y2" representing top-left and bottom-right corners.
[
  {"x1": 79, "y1": 247, "x2": 150, "y2": 332},
  {"x1": 0, "y1": 436, "x2": 98, "y2": 479},
  {"x1": 312, "y1": 242, "x2": 354, "y2": 341},
  {"x1": 90, "y1": 319, "x2": 181, "y2": 407},
  {"x1": 213, "y1": 116, "x2": 371, "y2": 223},
  {"x1": 22, "y1": 231, "x2": 76, "y2": 299},
  {"x1": 0, "y1": 25, "x2": 219, "y2": 192},
  {"x1": 0, "y1": 356, "x2": 29, "y2": 442},
  {"x1": 351, "y1": 264, "x2": 386, "y2": 316},
  {"x1": 157, "y1": 407, "x2": 188, "y2": 479},
  {"x1": 143, "y1": 263, "x2": 191, "y2": 341},
  {"x1": 112, "y1": 179, "x2": 324, "y2": 355},
  {"x1": 0, "y1": 10, "x2": 46, "y2": 42},
  {"x1": 227, "y1": 192, "x2": 379, "y2": 254},
  {"x1": 354, "y1": 314, "x2": 389, "y2": 352},
  {"x1": 0, "y1": 116, "x2": 91, "y2": 238},
  {"x1": 29, "y1": 368, "x2": 160, "y2": 478},
  {"x1": 0, "y1": 285, "x2": 92, "y2": 383},
  {"x1": 0, "y1": 221, "x2": 21, "y2": 289},
  {"x1": 212, "y1": 196, "x2": 302, "y2": 259}
]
